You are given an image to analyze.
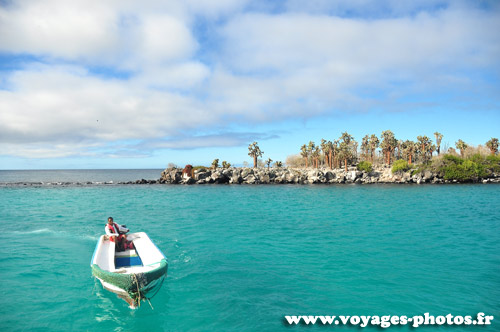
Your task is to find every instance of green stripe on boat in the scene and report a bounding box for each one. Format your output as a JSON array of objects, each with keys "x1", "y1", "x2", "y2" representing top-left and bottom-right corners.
[{"x1": 91, "y1": 259, "x2": 168, "y2": 292}]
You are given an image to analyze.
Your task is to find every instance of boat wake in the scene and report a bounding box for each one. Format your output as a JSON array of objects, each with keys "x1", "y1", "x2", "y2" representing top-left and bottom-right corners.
[
  {"x1": 11, "y1": 228, "x2": 99, "y2": 242},
  {"x1": 12, "y1": 228, "x2": 52, "y2": 235}
]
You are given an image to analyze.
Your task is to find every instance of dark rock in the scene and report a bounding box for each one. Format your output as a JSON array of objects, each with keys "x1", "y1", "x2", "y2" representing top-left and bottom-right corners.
[
  {"x1": 245, "y1": 175, "x2": 256, "y2": 184},
  {"x1": 215, "y1": 174, "x2": 230, "y2": 184},
  {"x1": 325, "y1": 171, "x2": 336, "y2": 181},
  {"x1": 230, "y1": 174, "x2": 243, "y2": 184},
  {"x1": 195, "y1": 171, "x2": 210, "y2": 180},
  {"x1": 423, "y1": 170, "x2": 434, "y2": 181},
  {"x1": 241, "y1": 168, "x2": 253, "y2": 178},
  {"x1": 261, "y1": 174, "x2": 270, "y2": 184}
]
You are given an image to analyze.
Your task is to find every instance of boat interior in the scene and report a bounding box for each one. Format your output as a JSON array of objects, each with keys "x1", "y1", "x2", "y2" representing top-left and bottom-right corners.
[
  {"x1": 115, "y1": 249, "x2": 143, "y2": 268},
  {"x1": 92, "y1": 232, "x2": 165, "y2": 274}
]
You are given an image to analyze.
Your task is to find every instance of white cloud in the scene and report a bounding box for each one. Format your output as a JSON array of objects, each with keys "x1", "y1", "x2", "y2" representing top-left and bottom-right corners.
[
  {"x1": 0, "y1": 65, "x2": 208, "y2": 143},
  {"x1": 0, "y1": 0, "x2": 198, "y2": 67},
  {"x1": 0, "y1": 141, "x2": 103, "y2": 159},
  {"x1": 0, "y1": 0, "x2": 119, "y2": 60},
  {"x1": 134, "y1": 61, "x2": 210, "y2": 89},
  {"x1": 143, "y1": 132, "x2": 276, "y2": 150},
  {"x1": 0, "y1": 0, "x2": 499, "y2": 162},
  {"x1": 216, "y1": 7, "x2": 500, "y2": 116},
  {"x1": 221, "y1": 9, "x2": 500, "y2": 75},
  {"x1": 139, "y1": 15, "x2": 198, "y2": 64},
  {"x1": 0, "y1": 65, "x2": 280, "y2": 158}
]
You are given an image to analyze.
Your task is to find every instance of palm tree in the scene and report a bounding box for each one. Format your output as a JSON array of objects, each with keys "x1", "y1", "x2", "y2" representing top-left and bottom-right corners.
[
  {"x1": 434, "y1": 132, "x2": 443, "y2": 155},
  {"x1": 429, "y1": 144, "x2": 436, "y2": 159},
  {"x1": 333, "y1": 140, "x2": 340, "y2": 168},
  {"x1": 396, "y1": 139, "x2": 403, "y2": 160},
  {"x1": 325, "y1": 141, "x2": 334, "y2": 169},
  {"x1": 369, "y1": 134, "x2": 380, "y2": 163},
  {"x1": 300, "y1": 144, "x2": 309, "y2": 167},
  {"x1": 352, "y1": 139, "x2": 359, "y2": 161},
  {"x1": 361, "y1": 135, "x2": 370, "y2": 161},
  {"x1": 312, "y1": 146, "x2": 321, "y2": 168},
  {"x1": 338, "y1": 132, "x2": 355, "y2": 172},
  {"x1": 307, "y1": 141, "x2": 316, "y2": 167},
  {"x1": 380, "y1": 130, "x2": 397, "y2": 165},
  {"x1": 417, "y1": 135, "x2": 432, "y2": 162},
  {"x1": 402, "y1": 140, "x2": 416, "y2": 164},
  {"x1": 320, "y1": 139, "x2": 329, "y2": 167},
  {"x1": 486, "y1": 138, "x2": 499, "y2": 155},
  {"x1": 248, "y1": 142, "x2": 263, "y2": 168},
  {"x1": 212, "y1": 159, "x2": 219, "y2": 170},
  {"x1": 455, "y1": 139, "x2": 468, "y2": 158},
  {"x1": 265, "y1": 158, "x2": 273, "y2": 169}
]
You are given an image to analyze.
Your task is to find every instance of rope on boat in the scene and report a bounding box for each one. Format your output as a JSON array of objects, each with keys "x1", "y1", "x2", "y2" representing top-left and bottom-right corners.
[
  {"x1": 147, "y1": 298, "x2": 154, "y2": 310},
  {"x1": 127, "y1": 270, "x2": 166, "y2": 309},
  {"x1": 130, "y1": 273, "x2": 165, "y2": 309},
  {"x1": 131, "y1": 273, "x2": 142, "y2": 308}
]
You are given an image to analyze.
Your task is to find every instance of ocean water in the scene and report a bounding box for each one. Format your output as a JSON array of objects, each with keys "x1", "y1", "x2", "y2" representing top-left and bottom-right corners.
[
  {"x1": 0, "y1": 173, "x2": 499, "y2": 331},
  {"x1": 0, "y1": 169, "x2": 162, "y2": 185}
]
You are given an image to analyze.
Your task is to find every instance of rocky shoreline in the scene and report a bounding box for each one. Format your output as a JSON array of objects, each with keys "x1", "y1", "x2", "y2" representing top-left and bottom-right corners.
[
  {"x1": 3, "y1": 166, "x2": 498, "y2": 187},
  {"x1": 157, "y1": 166, "x2": 500, "y2": 185}
]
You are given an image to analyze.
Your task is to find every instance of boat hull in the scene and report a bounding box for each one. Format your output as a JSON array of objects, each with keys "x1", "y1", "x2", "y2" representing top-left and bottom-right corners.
[{"x1": 90, "y1": 232, "x2": 168, "y2": 307}]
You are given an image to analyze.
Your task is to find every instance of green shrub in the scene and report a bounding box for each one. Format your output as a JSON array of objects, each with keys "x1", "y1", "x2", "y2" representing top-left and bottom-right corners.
[
  {"x1": 468, "y1": 153, "x2": 485, "y2": 164},
  {"x1": 442, "y1": 154, "x2": 463, "y2": 164},
  {"x1": 485, "y1": 155, "x2": 500, "y2": 172},
  {"x1": 427, "y1": 153, "x2": 496, "y2": 181},
  {"x1": 392, "y1": 159, "x2": 410, "y2": 173},
  {"x1": 357, "y1": 161, "x2": 373, "y2": 173},
  {"x1": 486, "y1": 154, "x2": 500, "y2": 163},
  {"x1": 443, "y1": 160, "x2": 487, "y2": 181},
  {"x1": 410, "y1": 165, "x2": 428, "y2": 176},
  {"x1": 193, "y1": 166, "x2": 207, "y2": 172}
]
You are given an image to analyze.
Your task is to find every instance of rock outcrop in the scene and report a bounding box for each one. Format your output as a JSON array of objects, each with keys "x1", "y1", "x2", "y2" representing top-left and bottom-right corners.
[{"x1": 158, "y1": 166, "x2": 500, "y2": 185}]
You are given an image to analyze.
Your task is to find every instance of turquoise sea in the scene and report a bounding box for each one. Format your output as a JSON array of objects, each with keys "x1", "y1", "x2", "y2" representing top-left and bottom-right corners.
[{"x1": 0, "y1": 170, "x2": 499, "y2": 331}]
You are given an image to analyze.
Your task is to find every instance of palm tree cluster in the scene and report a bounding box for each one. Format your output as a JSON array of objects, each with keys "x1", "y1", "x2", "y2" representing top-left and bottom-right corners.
[
  {"x1": 300, "y1": 133, "x2": 358, "y2": 171},
  {"x1": 298, "y1": 131, "x2": 452, "y2": 169},
  {"x1": 185, "y1": 135, "x2": 498, "y2": 172},
  {"x1": 360, "y1": 134, "x2": 379, "y2": 163}
]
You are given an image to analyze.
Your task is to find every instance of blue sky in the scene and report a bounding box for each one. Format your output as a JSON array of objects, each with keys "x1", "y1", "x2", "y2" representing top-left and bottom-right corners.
[{"x1": 1, "y1": 0, "x2": 499, "y2": 169}]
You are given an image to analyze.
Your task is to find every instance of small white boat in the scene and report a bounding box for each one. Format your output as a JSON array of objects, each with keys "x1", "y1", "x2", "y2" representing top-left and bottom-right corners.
[{"x1": 90, "y1": 232, "x2": 168, "y2": 308}]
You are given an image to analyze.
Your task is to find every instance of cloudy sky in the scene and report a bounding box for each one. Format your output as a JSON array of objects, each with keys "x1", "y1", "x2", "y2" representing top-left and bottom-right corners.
[{"x1": 1, "y1": 0, "x2": 499, "y2": 169}]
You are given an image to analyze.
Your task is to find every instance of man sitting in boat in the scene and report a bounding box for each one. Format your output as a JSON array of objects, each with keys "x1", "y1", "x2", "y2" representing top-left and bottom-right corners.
[{"x1": 105, "y1": 217, "x2": 134, "y2": 251}]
